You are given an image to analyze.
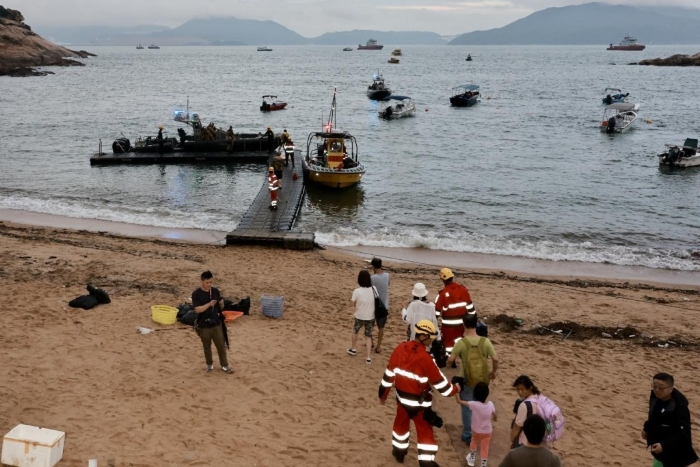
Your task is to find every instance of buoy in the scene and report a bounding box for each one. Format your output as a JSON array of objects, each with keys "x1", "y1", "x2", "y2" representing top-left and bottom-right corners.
[
  {"x1": 646, "y1": 119, "x2": 652, "y2": 124},
  {"x1": 425, "y1": 108, "x2": 429, "y2": 112}
]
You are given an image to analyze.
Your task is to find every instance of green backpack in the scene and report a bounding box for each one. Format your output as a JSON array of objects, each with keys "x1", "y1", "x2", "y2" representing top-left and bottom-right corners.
[{"x1": 462, "y1": 337, "x2": 489, "y2": 388}]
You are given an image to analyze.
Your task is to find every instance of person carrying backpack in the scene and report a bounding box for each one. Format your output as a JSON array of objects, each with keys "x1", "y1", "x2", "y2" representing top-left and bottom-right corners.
[
  {"x1": 509, "y1": 375, "x2": 565, "y2": 448},
  {"x1": 447, "y1": 313, "x2": 498, "y2": 444}
]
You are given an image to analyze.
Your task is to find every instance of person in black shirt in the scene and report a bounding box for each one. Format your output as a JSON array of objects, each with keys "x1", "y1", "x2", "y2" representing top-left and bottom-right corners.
[
  {"x1": 643, "y1": 372, "x2": 698, "y2": 467},
  {"x1": 192, "y1": 270, "x2": 233, "y2": 374}
]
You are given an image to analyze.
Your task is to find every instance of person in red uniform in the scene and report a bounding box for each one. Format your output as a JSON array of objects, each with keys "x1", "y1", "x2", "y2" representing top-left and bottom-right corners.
[
  {"x1": 434, "y1": 268, "x2": 475, "y2": 354},
  {"x1": 379, "y1": 320, "x2": 461, "y2": 467},
  {"x1": 267, "y1": 166, "x2": 280, "y2": 209}
]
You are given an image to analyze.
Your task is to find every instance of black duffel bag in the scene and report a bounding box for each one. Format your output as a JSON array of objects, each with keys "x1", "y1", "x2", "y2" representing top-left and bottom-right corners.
[{"x1": 69, "y1": 295, "x2": 99, "y2": 310}]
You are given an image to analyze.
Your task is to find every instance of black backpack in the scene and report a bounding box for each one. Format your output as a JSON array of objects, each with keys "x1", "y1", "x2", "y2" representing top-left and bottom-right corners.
[
  {"x1": 69, "y1": 295, "x2": 99, "y2": 310},
  {"x1": 87, "y1": 284, "x2": 111, "y2": 304}
]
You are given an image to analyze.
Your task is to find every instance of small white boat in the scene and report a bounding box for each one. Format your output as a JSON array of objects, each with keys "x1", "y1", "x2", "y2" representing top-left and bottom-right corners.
[
  {"x1": 136, "y1": 44, "x2": 144, "y2": 49},
  {"x1": 658, "y1": 138, "x2": 700, "y2": 168},
  {"x1": 600, "y1": 102, "x2": 640, "y2": 133},
  {"x1": 257, "y1": 46, "x2": 273, "y2": 52},
  {"x1": 378, "y1": 96, "x2": 416, "y2": 120},
  {"x1": 343, "y1": 47, "x2": 353, "y2": 51},
  {"x1": 147, "y1": 44, "x2": 160, "y2": 49}
]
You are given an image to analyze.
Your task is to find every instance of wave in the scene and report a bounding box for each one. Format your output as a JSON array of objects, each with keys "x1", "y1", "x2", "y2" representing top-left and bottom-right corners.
[{"x1": 315, "y1": 228, "x2": 700, "y2": 271}]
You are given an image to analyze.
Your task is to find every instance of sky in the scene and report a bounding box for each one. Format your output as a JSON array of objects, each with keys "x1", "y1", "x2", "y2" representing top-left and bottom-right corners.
[{"x1": 9, "y1": 0, "x2": 700, "y2": 37}]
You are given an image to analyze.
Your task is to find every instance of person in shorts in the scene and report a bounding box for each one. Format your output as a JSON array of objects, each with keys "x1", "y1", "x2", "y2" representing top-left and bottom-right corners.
[
  {"x1": 348, "y1": 269, "x2": 376, "y2": 364},
  {"x1": 370, "y1": 257, "x2": 390, "y2": 353}
]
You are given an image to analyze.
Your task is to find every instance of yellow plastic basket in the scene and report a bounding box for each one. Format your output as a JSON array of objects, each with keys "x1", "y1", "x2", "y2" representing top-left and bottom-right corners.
[{"x1": 151, "y1": 305, "x2": 178, "y2": 325}]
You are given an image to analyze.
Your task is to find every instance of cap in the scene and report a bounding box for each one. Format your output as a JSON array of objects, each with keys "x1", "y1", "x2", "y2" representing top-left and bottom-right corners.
[
  {"x1": 439, "y1": 268, "x2": 454, "y2": 280},
  {"x1": 157, "y1": 125, "x2": 164, "y2": 129},
  {"x1": 414, "y1": 320, "x2": 437, "y2": 337},
  {"x1": 268, "y1": 166, "x2": 274, "y2": 172}
]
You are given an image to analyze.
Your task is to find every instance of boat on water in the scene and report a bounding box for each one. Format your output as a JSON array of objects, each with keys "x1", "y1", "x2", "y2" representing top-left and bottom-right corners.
[
  {"x1": 658, "y1": 138, "x2": 700, "y2": 168},
  {"x1": 147, "y1": 44, "x2": 160, "y2": 49},
  {"x1": 388, "y1": 57, "x2": 400, "y2": 64},
  {"x1": 602, "y1": 88, "x2": 629, "y2": 105},
  {"x1": 136, "y1": 44, "x2": 144, "y2": 49},
  {"x1": 260, "y1": 95, "x2": 288, "y2": 112},
  {"x1": 302, "y1": 89, "x2": 365, "y2": 189},
  {"x1": 343, "y1": 47, "x2": 353, "y2": 51},
  {"x1": 600, "y1": 102, "x2": 640, "y2": 133},
  {"x1": 391, "y1": 48, "x2": 402, "y2": 56},
  {"x1": 466, "y1": 54, "x2": 472, "y2": 61},
  {"x1": 450, "y1": 84, "x2": 480, "y2": 107},
  {"x1": 257, "y1": 46, "x2": 273, "y2": 52},
  {"x1": 358, "y1": 39, "x2": 383, "y2": 50},
  {"x1": 367, "y1": 73, "x2": 392, "y2": 100},
  {"x1": 378, "y1": 96, "x2": 416, "y2": 120},
  {"x1": 607, "y1": 34, "x2": 645, "y2": 51}
]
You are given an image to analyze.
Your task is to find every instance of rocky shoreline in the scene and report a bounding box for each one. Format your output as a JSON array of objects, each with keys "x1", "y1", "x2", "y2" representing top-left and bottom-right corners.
[
  {"x1": 630, "y1": 52, "x2": 700, "y2": 66},
  {"x1": 0, "y1": 6, "x2": 95, "y2": 77}
]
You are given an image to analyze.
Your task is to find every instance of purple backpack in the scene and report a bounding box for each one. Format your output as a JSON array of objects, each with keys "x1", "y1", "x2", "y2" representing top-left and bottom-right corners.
[{"x1": 534, "y1": 395, "x2": 565, "y2": 443}]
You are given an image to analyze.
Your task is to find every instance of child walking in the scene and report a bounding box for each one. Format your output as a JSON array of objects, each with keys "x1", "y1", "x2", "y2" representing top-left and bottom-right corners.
[{"x1": 456, "y1": 382, "x2": 497, "y2": 467}]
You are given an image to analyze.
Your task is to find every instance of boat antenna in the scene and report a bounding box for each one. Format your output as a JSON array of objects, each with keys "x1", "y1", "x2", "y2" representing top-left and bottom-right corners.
[
  {"x1": 186, "y1": 96, "x2": 189, "y2": 120},
  {"x1": 324, "y1": 87, "x2": 337, "y2": 133}
]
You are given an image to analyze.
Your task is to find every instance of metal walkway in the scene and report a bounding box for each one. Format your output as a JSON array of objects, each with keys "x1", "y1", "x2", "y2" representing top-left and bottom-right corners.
[{"x1": 226, "y1": 151, "x2": 315, "y2": 249}]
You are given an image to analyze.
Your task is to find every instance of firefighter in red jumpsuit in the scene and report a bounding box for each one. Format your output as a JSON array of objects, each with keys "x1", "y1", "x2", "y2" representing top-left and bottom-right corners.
[
  {"x1": 434, "y1": 268, "x2": 475, "y2": 354},
  {"x1": 379, "y1": 320, "x2": 461, "y2": 467},
  {"x1": 267, "y1": 166, "x2": 280, "y2": 209}
]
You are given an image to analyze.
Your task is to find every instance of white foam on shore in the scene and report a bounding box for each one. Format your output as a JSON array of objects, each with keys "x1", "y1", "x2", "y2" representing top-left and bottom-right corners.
[{"x1": 315, "y1": 228, "x2": 700, "y2": 272}]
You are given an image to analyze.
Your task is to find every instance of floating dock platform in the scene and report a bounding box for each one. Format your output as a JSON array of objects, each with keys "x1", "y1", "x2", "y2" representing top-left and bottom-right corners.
[
  {"x1": 226, "y1": 151, "x2": 315, "y2": 250},
  {"x1": 90, "y1": 151, "x2": 270, "y2": 166}
]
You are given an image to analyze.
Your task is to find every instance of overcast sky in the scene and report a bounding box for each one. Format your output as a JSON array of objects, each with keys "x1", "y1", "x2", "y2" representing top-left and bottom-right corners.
[{"x1": 10, "y1": 0, "x2": 700, "y2": 36}]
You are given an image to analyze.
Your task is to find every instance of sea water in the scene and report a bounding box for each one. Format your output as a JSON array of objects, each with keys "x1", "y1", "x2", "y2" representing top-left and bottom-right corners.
[{"x1": 1, "y1": 45, "x2": 699, "y2": 270}]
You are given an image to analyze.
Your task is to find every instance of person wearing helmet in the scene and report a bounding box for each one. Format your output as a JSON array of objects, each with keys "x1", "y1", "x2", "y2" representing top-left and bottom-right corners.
[
  {"x1": 435, "y1": 268, "x2": 475, "y2": 354},
  {"x1": 267, "y1": 166, "x2": 280, "y2": 209},
  {"x1": 379, "y1": 319, "x2": 461, "y2": 467}
]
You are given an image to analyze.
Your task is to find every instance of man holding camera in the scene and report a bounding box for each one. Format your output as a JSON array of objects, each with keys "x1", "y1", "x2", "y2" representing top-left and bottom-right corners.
[
  {"x1": 379, "y1": 320, "x2": 461, "y2": 467},
  {"x1": 192, "y1": 270, "x2": 233, "y2": 374}
]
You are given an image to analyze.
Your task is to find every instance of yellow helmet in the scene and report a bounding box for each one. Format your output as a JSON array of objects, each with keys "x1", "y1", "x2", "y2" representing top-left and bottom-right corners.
[
  {"x1": 414, "y1": 320, "x2": 437, "y2": 337},
  {"x1": 268, "y1": 166, "x2": 274, "y2": 172},
  {"x1": 439, "y1": 268, "x2": 454, "y2": 280}
]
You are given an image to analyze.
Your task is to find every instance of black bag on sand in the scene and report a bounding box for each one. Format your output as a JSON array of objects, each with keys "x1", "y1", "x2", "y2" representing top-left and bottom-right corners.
[
  {"x1": 177, "y1": 303, "x2": 194, "y2": 319},
  {"x1": 430, "y1": 339, "x2": 448, "y2": 368},
  {"x1": 87, "y1": 284, "x2": 111, "y2": 304},
  {"x1": 179, "y1": 310, "x2": 197, "y2": 326},
  {"x1": 69, "y1": 295, "x2": 99, "y2": 310},
  {"x1": 224, "y1": 297, "x2": 251, "y2": 315},
  {"x1": 476, "y1": 321, "x2": 488, "y2": 337}
]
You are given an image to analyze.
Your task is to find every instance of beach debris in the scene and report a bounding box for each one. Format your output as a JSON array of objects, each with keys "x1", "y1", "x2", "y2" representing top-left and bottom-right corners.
[
  {"x1": 629, "y1": 335, "x2": 636, "y2": 338},
  {"x1": 89, "y1": 460, "x2": 97, "y2": 467},
  {"x1": 137, "y1": 326, "x2": 155, "y2": 335},
  {"x1": 602, "y1": 332, "x2": 612, "y2": 338}
]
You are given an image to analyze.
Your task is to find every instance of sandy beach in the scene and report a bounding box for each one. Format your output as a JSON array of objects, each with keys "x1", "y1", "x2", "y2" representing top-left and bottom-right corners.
[{"x1": 1, "y1": 218, "x2": 699, "y2": 467}]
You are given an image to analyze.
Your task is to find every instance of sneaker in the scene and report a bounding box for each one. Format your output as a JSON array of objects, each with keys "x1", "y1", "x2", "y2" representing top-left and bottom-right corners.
[
  {"x1": 366, "y1": 358, "x2": 372, "y2": 364},
  {"x1": 222, "y1": 366, "x2": 233, "y2": 374},
  {"x1": 206, "y1": 364, "x2": 214, "y2": 372},
  {"x1": 480, "y1": 460, "x2": 488, "y2": 467},
  {"x1": 466, "y1": 451, "x2": 476, "y2": 467},
  {"x1": 346, "y1": 348, "x2": 357, "y2": 356}
]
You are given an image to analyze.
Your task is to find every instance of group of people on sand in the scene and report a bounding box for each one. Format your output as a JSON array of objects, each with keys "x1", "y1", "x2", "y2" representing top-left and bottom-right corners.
[{"x1": 348, "y1": 259, "x2": 698, "y2": 467}]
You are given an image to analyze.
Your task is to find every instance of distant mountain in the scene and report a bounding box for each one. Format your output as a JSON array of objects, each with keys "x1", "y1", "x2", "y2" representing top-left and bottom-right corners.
[
  {"x1": 154, "y1": 17, "x2": 307, "y2": 45},
  {"x1": 36, "y1": 24, "x2": 171, "y2": 46},
  {"x1": 309, "y1": 30, "x2": 446, "y2": 45},
  {"x1": 450, "y1": 3, "x2": 700, "y2": 45}
]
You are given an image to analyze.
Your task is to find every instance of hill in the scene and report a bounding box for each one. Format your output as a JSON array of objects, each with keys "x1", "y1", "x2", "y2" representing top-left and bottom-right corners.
[
  {"x1": 153, "y1": 17, "x2": 308, "y2": 45},
  {"x1": 0, "y1": 5, "x2": 92, "y2": 76},
  {"x1": 449, "y1": 3, "x2": 700, "y2": 45}
]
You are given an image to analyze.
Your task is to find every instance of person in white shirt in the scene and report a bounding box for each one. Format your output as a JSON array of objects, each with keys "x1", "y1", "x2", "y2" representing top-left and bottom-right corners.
[
  {"x1": 402, "y1": 283, "x2": 440, "y2": 341},
  {"x1": 348, "y1": 269, "x2": 377, "y2": 364}
]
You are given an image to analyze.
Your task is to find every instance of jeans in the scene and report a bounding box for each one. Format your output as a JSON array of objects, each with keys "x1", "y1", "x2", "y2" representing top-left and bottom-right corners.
[{"x1": 460, "y1": 384, "x2": 474, "y2": 441}]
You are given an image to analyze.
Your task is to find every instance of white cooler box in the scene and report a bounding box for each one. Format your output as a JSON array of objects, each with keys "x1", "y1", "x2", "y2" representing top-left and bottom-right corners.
[{"x1": 1, "y1": 424, "x2": 65, "y2": 467}]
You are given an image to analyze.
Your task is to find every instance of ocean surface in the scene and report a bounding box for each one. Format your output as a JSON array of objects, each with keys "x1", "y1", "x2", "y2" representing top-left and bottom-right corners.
[{"x1": 1, "y1": 45, "x2": 699, "y2": 271}]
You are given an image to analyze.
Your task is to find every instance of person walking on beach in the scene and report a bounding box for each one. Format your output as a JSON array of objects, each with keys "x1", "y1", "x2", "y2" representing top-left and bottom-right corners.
[
  {"x1": 499, "y1": 415, "x2": 561, "y2": 467},
  {"x1": 379, "y1": 320, "x2": 461, "y2": 466},
  {"x1": 402, "y1": 283, "x2": 439, "y2": 341},
  {"x1": 348, "y1": 269, "x2": 376, "y2": 364},
  {"x1": 455, "y1": 382, "x2": 497, "y2": 467},
  {"x1": 370, "y1": 257, "x2": 390, "y2": 353},
  {"x1": 435, "y1": 268, "x2": 475, "y2": 354},
  {"x1": 191, "y1": 270, "x2": 233, "y2": 374},
  {"x1": 509, "y1": 375, "x2": 542, "y2": 448},
  {"x1": 643, "y1": 373, "x2": 698, "y2": 467},
  {"x1": 447, "y1": 313, "x2": 498, "y2": 444}
]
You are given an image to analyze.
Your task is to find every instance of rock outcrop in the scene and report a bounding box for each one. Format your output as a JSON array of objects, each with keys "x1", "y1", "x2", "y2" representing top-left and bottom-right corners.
[
  {"x1": 636, "y1": 52, "x2": 700, "y2": 66},
  {"x1": 0, "y1": 5, "x2": 94, "y2": 76}
]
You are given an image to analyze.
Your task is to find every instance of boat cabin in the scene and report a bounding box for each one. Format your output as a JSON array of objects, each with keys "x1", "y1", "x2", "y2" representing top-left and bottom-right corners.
[{"x1": 307, "y1": 131, "x2": 359, "y2": 170}]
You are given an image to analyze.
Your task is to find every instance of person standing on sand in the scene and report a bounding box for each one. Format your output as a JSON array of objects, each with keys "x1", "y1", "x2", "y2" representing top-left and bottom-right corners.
[
  {"x1": 447, "y1": 313, "x2": 498, "y2": 445},
  {"x1": 370, "y1": 257, "x2": 390, "y2": 353},
  {"x1": 348, "y1": 269, "x2": 376, "y2": 364},
  {"x1": 435, "y1": 268, "x2": 475, "y2": 354},
  {"x1": 498, "y1": 415, "x2": 561, "y2": 467},
  {"x1": 643, "y1": 373, "x2": 698, "y2": 467},
  {"x1": 455, "y1": 382, "x2": 497, "y2": 467},
  {"x1": 191, "y1": 270, "x2": 233, "y2": 374},
  {"x1": 379, "y1": 320, "x2": 461, "y2": 467},
  {"x1": 402, "y1": 283, "x2": 439, "y2": 341}
]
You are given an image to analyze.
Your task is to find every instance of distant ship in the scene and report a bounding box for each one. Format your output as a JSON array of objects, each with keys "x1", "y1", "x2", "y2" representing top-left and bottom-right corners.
[
  {"x1": 148, "y1": 44, "x2": 160, "y2": 49},
  {"x1": 607, "y1": 34, "x2": 645, "y2": 51},
  {"x1": 358, "y1": 39, "x2": 383, "y2": 50},
  {"x1": 136, "y1": 44, "x2": 144, "y2": 49}
]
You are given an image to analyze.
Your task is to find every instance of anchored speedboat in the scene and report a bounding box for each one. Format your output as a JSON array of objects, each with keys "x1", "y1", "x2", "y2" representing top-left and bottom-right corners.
[
  {"x1": 600, "y1": 103, "x2": 640, "y2": 134},
  {"x1": 378, "y1": 96, "x2": 416, "y2": 120},
  {"x1": 367, "y1": 72, "x2": 392, "y2": 100},
  {"x1": 658, "y1": 138, "x2": 700, "y2": 168}
]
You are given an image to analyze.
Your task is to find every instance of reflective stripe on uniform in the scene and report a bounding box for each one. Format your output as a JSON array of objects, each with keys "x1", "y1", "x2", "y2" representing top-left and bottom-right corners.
[
  {"x1": 392, "y1": 440, "x2": 410, "y2": 449},
  {"x1": 393, "y1": 367, "x2": 429, "y2": 384},
  {"x1": 417, "y1": 443, "x2": 438, "y2": 452},
  {"x1": 441, "y1": 318, "x2": 463, "y2": 326},
  {"x1": 392, "y1": 431, "x2": 410, "y2": 441},
  {"x1": 418, "y1": 453, "x2": 436, "y2": 461},
  {"x1": 448, "y1": 302, "x2": 467, "y2": 309},
  {"x1": 396, "y1": 394, "x2": 432, "y2": 408}
]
